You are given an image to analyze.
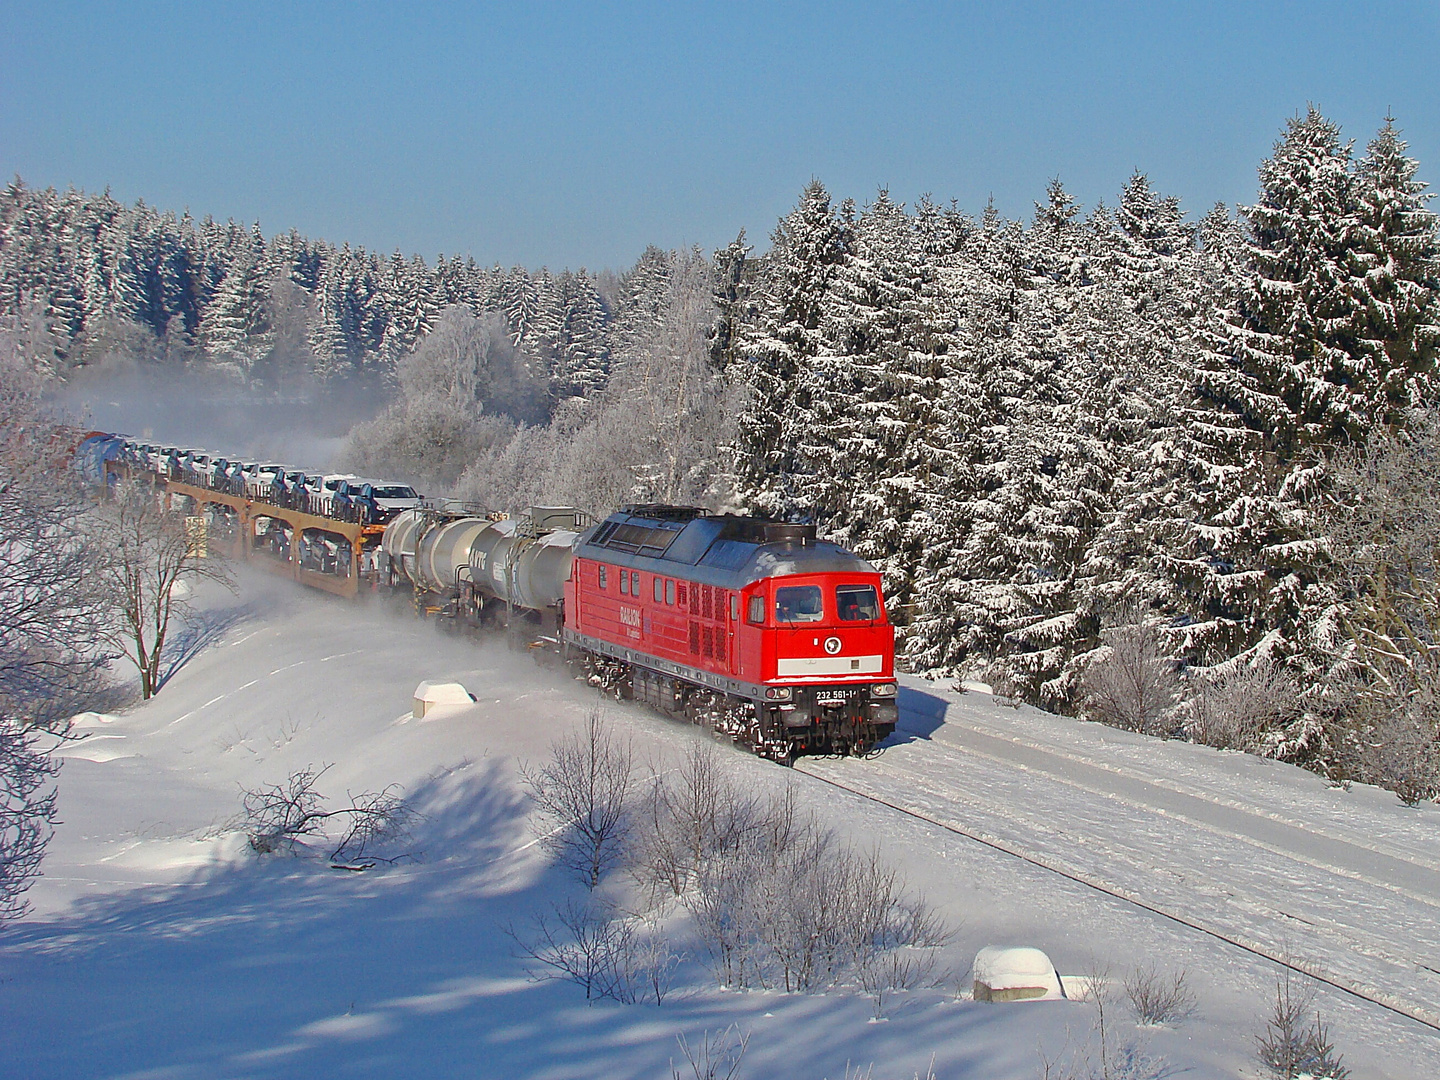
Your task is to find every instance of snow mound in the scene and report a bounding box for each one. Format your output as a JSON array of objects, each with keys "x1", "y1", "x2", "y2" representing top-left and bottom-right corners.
[
  {"x1": 973, "y1": 945, "x2": 1064, "y2": 1002},
  {"x1": 412, "y1": 680, "x2": 477, "y2": 720},
  {"x1": 68, "y1": 712, "x2": 120, "y2": 730}
]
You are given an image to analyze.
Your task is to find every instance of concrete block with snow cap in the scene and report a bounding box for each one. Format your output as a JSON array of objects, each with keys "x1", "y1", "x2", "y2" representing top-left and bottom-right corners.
[
  {"x1": 412, "y1": 680, "x2": 477, "y2": 719},
  {"x1": 972, "y1": 946, "x2": 1065, "y2": 1002}
]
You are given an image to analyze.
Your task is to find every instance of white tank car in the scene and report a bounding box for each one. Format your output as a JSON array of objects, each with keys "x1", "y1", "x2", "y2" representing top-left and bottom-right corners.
[{"x1": 380, "y1": 506, "x2": 585, "y2": 610}]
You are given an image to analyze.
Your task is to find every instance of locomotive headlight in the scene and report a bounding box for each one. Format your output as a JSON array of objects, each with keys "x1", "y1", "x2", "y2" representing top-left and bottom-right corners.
[
  {"x1": 871, "y1": 682, "x2": 897, "y2": 698},
  {"x1": 764, "y1": 686, "x2": 792, "y2": 701}
]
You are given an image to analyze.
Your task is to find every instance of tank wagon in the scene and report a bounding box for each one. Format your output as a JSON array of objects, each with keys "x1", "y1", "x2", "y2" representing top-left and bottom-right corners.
[{"x1": 381, "y1": 503, "x2": 898, "y2": 762}]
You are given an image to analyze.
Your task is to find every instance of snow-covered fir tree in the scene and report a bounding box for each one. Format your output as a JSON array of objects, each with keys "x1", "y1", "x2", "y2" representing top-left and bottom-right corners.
[
  {"x1": 732, "y1": 179, "x2": 852, "y2": 518},
  {"x1": 1349, "y1": 117, "x2": 1440, "y2": 422}
]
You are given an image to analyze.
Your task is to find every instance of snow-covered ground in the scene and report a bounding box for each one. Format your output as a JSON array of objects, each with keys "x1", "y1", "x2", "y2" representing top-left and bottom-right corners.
[{"x1": 3, "y1": 567, "x2": 1435, "y2": 1079}]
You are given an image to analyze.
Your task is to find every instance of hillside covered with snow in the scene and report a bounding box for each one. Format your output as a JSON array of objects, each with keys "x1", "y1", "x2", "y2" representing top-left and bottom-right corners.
[{"x1": 1, "y1": 567, "x2": 1434, "y2": 1079}]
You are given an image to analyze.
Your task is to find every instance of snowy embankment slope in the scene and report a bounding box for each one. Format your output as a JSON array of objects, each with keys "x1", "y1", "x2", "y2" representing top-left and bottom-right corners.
[
  {"x1": 0, "y1": 567, "x2": 1432, "y2": 1079},
  {"x1": 803, "y1": 684, "x2": 1440, "y2": 1078}
]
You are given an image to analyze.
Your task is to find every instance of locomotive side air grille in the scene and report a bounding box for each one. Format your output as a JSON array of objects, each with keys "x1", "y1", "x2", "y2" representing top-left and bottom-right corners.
[
  {"x1": 689, "y1": 620, "x2": 700, "y2": 656},
  {"x1": 701, "y1": 624, "x2": 713, "y2": 659}
]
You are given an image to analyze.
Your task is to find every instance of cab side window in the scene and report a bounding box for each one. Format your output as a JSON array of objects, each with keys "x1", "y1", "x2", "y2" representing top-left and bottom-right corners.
[
  {"x1": 598, "y1": 565, "x2": 608, "y2": 590},
  {"x1": 747, "y1": 595, "x2": 765, "y2": 625},
  {"x1": 653, "y1": 576, "x2": 663, "y2": 603},
  {"x1": 665, "y1": 579, "x2": 676, "y2": 605}
]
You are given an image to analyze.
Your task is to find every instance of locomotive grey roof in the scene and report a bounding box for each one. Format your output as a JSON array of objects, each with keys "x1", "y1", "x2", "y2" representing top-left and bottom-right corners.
[{"x1": 577, "y1": 508, "x2": 875, "y2": 588}]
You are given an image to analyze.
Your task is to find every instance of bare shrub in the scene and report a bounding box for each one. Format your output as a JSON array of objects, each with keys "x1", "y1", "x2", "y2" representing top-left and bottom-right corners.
[
  {"x1": 1254, "y1": 969, "x2": 1349, "y2": 1079},
  {"x1": 856, "y1": 948, "x2": 940, "y2": 1021},
  {"x1": 1036, "y1": 962, "x2": 1175, "y2": 1080},
  {"x1": 630, "y1": 914, "x2": 684, "y2": 1005},
  {"x1": 521, "y1": 709, "x2": 635, "y2": 890},
  {"x1": 239, "y1": 764, "x2": 415, "y2": 868},
  {"x1": 1082, "y1": 620, "x2": 1180, "y2": 735},
  {"x1": 1123, "y1": 964, "x2": 1197, "y2": 1027},
  {"x1": 985, "y1": 662, "x2": 1024, "y2": 708},
  {"x1": 1363, "y1": 702, "x2": 1440, "y2": 805},
  {"x1": 1183, "y1": 658, "x2": 1299, "y2": 752},
  {"x1": 672, "y1": 1025, "x2": 749, "y2": 1080},
  {"x1": 512, "y1": 895, "x2": 641, "y2": 1003},
  {"x1": 1329, "y1": 661, "x2": 1440, "y2": 804},
  {"x1": 630, "y1": 740, "x2": 759, "y2": 903},
  {"x1": 845, "y1": 849, "x2": 950, "y2": 1016},
  {"x1": 327, "y1": 785, "x2": 415, "y2": 868},
  {"x1": 687, "y1": 838, "x2": 765, "y2": 988},
  {"x1": 645, "y1": 747, "x2": 948, "y2": 999}
]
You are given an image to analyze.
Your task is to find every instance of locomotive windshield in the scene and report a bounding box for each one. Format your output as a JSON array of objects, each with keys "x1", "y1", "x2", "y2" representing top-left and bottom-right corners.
[
  {"x1": 775, "y1": 585, "x2": 823, "y2": 622},
  {"x1": 836, "y1": 584, "x2": 879, "y2": 621}
]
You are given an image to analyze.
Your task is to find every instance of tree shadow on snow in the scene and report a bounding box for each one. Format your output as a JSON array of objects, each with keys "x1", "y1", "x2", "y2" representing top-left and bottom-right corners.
[
  {"x1": 156, "y1": 601, "x2": 257, "y2": 691},
  {"x1": 0, "y1": 754, "x2": 1042, "y2": 1080},
  {"x1": 1, "y1": 758, "x2": 536, "y2": 1075}
]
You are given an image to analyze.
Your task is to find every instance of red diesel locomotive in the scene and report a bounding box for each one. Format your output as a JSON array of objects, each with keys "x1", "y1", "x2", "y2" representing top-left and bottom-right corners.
[
  {"x1": 380, "y1": 502, "x2": 899, "y2": 763},
  {"x1": 562, "y1": 506, "x2": 898, "y2": 761}
]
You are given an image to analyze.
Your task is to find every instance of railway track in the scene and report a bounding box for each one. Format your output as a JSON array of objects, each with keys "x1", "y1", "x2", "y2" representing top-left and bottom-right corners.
[{"x1": 796, "y1": 760, "x2": 1440, "y2": 1036}]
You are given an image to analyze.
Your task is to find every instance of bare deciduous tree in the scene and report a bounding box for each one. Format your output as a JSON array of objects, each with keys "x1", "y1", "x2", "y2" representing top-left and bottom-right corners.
[
  {"x1": 93, "y1": 479, "x2": 234, "y2": 700},
  {"x1": 455, "y1": 247, "x2": 740, "y2": 515},
  {"x1": 1324, "y1": 410, "x2": 1440, "y2": 800},
  {"x1": 341, "y1": 306, "x2": 543, "y2": 492},
  {"x1": 0, "y1": 359, "x2": 112, "y2": 922},
  {"x1": 0, "y1": 364, "x2": 112, "y2": 728},
  {"x1": 0, "y1": 718, "x2": 58, "y2": 921},
  {"x1": 521, "y1": 709, "x2": 635, "y2": 890}
]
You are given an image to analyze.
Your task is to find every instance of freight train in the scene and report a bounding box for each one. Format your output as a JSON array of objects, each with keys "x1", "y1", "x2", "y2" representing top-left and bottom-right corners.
[{"x1": 84, "y1": 435, "x2": 899, "y2": 763}]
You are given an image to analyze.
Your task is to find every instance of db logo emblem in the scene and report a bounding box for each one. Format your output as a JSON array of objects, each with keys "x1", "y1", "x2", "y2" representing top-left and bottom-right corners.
[{"x1": 824, "y1": 636, "x2": 842, "y2": 655}]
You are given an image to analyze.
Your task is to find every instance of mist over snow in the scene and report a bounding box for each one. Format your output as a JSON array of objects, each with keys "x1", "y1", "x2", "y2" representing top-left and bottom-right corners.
[{"x1": 51, "y1": 364, "x2": 390, "y2": 473}]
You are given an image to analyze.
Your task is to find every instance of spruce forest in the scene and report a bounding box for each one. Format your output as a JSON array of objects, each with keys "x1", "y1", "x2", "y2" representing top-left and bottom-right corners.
[{"x1": 4, "y1": 106, "x2": 1439, "y2": 800}]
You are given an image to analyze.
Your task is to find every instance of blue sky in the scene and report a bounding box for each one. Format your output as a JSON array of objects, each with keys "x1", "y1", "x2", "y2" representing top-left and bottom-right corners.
[{"x1": 2, "y1": 1, "x2": 1436, "y2": 270}]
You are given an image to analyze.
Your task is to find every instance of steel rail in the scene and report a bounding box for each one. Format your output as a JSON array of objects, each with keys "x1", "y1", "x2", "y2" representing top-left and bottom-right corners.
[{"x1": 796, "y1": 764, "x2": 1440, "y2": 1035}]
